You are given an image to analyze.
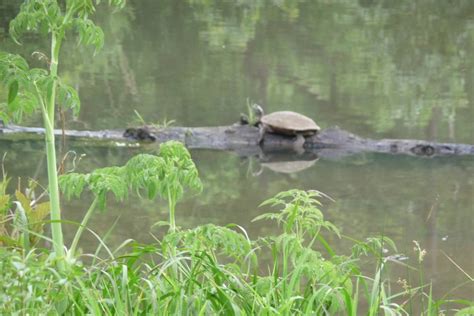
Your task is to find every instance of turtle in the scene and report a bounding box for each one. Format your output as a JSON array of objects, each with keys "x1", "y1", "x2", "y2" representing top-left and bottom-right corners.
[{"x1": 253, "y1": 105, "x2": 321, "y2": 151}]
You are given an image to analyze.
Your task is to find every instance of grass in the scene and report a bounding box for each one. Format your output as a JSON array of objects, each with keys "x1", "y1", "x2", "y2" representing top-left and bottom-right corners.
[{"x1": 1, "y1": 168, "x2": 472, "y2": 315}]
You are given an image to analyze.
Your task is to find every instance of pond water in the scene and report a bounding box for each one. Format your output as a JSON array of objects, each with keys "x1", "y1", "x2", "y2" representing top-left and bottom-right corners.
[{"x1": 1, "y1": 0, "x2": 473, "y2": 302}]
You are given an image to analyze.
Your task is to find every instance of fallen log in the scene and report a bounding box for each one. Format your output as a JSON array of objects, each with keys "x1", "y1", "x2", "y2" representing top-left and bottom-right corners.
[{"x1": 1, "y1": 123, "x2": 473, "y2": 159}]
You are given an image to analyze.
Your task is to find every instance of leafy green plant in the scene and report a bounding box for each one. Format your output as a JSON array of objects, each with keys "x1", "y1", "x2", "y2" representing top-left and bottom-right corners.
[
  {"x1": 0, "y1": 248, "x2": 69, "y2": 314},
  {"x1": 254, "y1": 189, "x2": 340, "y2": 242},
  {"x1": 0, "y1": 175, "x2": 50, "y2": 250},
  {"x1": 252, "y1": 189, "x2": 352, "y2": 314},
  {"x1": 0, "y1": 185, "x2": 471, "y2": 314},
  {"x1": 0, "y1": 174, "x2": 11, "y2": 245},
  {"x1": 13, "y1": 188, "x2": 50, "y2": 250},
  {"x1": 60, "y1": 141, "x2": 202, "y2": 257},
  {"x1": 0, "y1": 0, "x2": 125, "y2": 269}
]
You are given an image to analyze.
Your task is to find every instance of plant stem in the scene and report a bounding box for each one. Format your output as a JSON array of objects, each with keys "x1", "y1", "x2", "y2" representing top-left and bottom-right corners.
[
  {"x1": 44, "y1": 120, "x2": 65, "y2": 270},
  {"x1": 44, "y1": 30, "x2": 66, "y2": 271},
  {"x1": 49, "y1": 31, "x2": 61, "y2": 114},
  {"x1": 168, "y1": 188, "x2": 176, "y2": 232},
  {"x1": 166, "y1": 189, "x2": 179, "y2": 279},
  {"x1": 69, "y1": 196, "x2": 99, "y2": 258}
]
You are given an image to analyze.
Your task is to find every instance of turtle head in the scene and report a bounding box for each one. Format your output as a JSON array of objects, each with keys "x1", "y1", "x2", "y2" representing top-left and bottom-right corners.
[{"x1": 252, "y1": 104, "x2": 264, "y2": 122}]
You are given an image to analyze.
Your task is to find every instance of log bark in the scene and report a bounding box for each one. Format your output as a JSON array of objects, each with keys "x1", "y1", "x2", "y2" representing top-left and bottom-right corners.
[{"x1": 1, "y1": 123, "x2": 473, "y2": 158}]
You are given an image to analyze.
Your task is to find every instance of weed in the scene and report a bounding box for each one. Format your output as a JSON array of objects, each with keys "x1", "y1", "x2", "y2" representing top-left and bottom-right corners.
[
  {"x1": 1, "y1": 182, "x2": 472, "y2": 314},
  {"x1": 132, "y1": 109, "x2": 176, "y2": 128},
  {"x1": 0, "y1": 0, "x2": 125, "y2": 269}
]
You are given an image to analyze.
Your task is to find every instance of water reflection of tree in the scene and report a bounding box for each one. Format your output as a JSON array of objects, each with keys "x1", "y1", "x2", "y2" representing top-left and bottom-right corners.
[
  {"x1": 1, "y1": 0, "x2": 472, "y2": 140},
  {"x1": 182, "y1": 0, "x2": 474, "y2": 140},
  {"x1": 59, "y1": 6, "x2": 139, "y2": 129}
]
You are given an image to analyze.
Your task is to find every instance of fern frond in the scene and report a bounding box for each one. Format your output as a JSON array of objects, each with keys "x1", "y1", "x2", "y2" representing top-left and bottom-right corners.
[{"x1": 59, "y1": 173, "x2": 88, "y2": 200}]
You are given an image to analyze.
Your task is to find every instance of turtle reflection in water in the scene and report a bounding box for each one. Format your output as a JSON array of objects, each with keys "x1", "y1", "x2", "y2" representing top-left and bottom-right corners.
[
  {"x1": 252, "y1": 105, "x2": 321, "y2": 153},
  {"x1": 251, "y1": 153, "x2": 319, "y2": 176}
]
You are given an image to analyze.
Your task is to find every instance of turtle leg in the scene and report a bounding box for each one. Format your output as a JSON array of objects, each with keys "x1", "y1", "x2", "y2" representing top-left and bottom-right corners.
[
  {"x1": 258, "y1": 125, "x2": 266, "y2": 145},
  {"x1": 294, "y1": 134, "x2": 306, "y2": 154}
]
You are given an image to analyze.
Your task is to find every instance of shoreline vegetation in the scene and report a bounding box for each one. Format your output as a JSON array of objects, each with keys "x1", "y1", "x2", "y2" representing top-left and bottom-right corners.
[
  {"x1": 1, "y1": 166, "x2": 473, "y2": 314},
  {"x1": 0, "y1": 1, "x2": 472, "y2": 315}
]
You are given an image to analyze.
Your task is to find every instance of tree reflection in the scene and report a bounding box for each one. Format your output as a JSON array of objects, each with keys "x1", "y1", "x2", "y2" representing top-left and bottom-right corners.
[{"x1": 1, "y1": 0, "x2": 473, "y2": 138}]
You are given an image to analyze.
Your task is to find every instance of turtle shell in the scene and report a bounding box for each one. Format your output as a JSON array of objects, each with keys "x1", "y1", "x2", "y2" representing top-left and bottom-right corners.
[{"x1": 260, "y1": 111, "x2": 320, "y2": 135}]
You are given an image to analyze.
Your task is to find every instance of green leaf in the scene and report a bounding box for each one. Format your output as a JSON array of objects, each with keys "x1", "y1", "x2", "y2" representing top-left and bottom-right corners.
[
  {"x1": 0, "y1": 53, "x2": 29, "y2": 83},
  {"x1": 147, "y1": 181, "x2": 157, "y2": 200},
  {"x1": 14, "y1": 190, "x2": 32, "y2": 214},
  {"x1": 109, "y1": 0, "x2": 127, "y2": 9},
  {"x1": 0, "y1": 195, "x2": 11, "y2": 215},
  {"x1": 59, "y1": 172, "x2": 88, "y2": 200},
  {"x1": 57, "y1": 82, "x2": 81, "y2": 116},
  {"x1": 0, "y1": 235, "x2": 20, "y2": 247},
  {"x1": 75, "y1": 18, "x2": 105, "y2": 51},
  {"x1": 8, "y1": 0, "x2": 66, "y2": 41},
  {"x1": 60, "y1": 142, "x2": 201, "y2": 215},
  {"x1": 29, "y1": 201, "x2": 50, "y2": 223},
  {"x1": 125, "y1": 142, "x2": 202, "y2": 203},
  {"x1": 7, "y1": 80, "x2": 18, "y2": 105},
  {"x1": 0, "y1": 54, "x2": 47, "y2": 123},
  {"x1": 6, "y1": 90, "x2": 40, "y2": 123},
  {"x1": 253, "y1": 189, "x2": 337, "y2": 240},
  {"x1": 0, "y1": 107, "x2": 9, "y2": 124},
  {"x1": 456, "y1": 305, "x2": 474, "y2": 316}
]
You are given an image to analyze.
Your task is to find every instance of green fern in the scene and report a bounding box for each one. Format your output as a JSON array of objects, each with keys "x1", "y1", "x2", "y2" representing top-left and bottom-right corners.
[
  {"x1": 60, "y1": 141, "x2": 202, "y2": 232},
  {"x1": 125, "y1": 154, "x2": 166, "y2": 199},
  {"x1": 58, "y1": 172, "x2": 88, "y2": 200},
  {"x1": 162, "y1": 224, "x2": 252, "y2": 261},
  {"x1": 253, "y1": 189, "x2": 340, "y2": 241},
  {"x1": 0, "y1": 53, "x2": 49, "y2": 123}
]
